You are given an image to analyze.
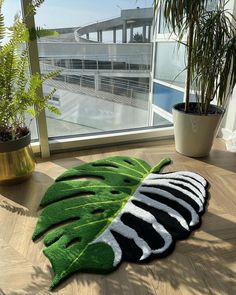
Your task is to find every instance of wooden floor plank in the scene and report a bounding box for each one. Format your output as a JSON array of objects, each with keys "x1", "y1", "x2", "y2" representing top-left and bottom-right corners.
[{"x1": 0, "y1": 139, "x2": 235, "y2": 295}]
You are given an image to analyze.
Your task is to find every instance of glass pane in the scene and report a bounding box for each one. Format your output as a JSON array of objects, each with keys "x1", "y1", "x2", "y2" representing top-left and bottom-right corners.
[
  {"x1": 26, "y1": 117, "x2": 38, "y2": 141},
  {"x1": 152, "y1": 82, "x2": 197, "y2": 114},
  {"x1": 2, "y1": 0, "x2": 21, "y2": 27},
  {"x1": 207, "y1": 0, "x2": 219, "y2": 10},
  {"x1": 153, "y1": 112, "x2": 172, "y2": 127},
  {"x1": 35, "y1": 0, "x2": 162, "y2": 138},
  {"x1": 158, "y1": 0, "x2": 218, "y2": 34},
  {"x1": 158, "y1": 5, "x2": 170, "y2": 34},
  {"x1": 154, "y1": 42, "x2": 186, "y2": 87},
  {"x1": 153, "y1": 82, "x2": 184, "y2": 113},
  {"x1": 153, "y1": 43, "x2": 197, "y2": 114}
]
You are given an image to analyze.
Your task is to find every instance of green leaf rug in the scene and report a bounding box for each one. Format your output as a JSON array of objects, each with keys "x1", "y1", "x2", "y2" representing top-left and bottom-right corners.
[{"x1": 33, "y1": 156, "x2": 208, "y2": 290}]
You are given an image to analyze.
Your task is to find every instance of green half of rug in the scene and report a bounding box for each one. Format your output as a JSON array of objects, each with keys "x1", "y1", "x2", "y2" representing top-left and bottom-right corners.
[{"x1": 32, "y1": 156, "x2": 209, "y2": 290}]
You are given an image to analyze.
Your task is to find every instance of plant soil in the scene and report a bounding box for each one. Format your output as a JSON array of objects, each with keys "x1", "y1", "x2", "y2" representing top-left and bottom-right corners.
[
  {"x1": 174, "y1": 102, "x2": 224, "y2": 115},
  {"x1": 0, "y1": 126, "x2": 29, "y2": 142}
]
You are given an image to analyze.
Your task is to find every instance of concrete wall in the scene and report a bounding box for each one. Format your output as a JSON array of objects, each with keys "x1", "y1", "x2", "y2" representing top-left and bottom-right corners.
[
  {"x1": 121, "y1": 8, "x2": 153, "y2": 20},
  {"x1": 38, "y1": 42, "x2": 152, "y2": 64}
]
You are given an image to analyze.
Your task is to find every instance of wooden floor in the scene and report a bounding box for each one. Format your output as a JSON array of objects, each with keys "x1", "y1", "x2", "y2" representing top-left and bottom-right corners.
[{"x1": 0, "y1": 139, "x2": 235, "y2": 295}]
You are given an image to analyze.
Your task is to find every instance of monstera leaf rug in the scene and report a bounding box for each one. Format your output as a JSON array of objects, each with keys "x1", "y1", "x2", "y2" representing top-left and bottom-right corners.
[{"x1": 33, "y1": 156, "x2": 208, "y2": 290}]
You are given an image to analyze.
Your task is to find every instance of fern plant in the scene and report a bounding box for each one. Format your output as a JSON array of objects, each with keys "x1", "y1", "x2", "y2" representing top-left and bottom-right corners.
[{"x1": 0, "y1": 0, "x2": 60, "y2": 142}]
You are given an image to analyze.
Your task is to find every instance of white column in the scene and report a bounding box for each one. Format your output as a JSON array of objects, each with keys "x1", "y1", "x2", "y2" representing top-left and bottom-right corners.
[
  {"x1": 99, "y1": 30, "x2": 103, "y2": 43},
  {"x1": 113, "y1": 29, "x2": 116, "y2": 43},
  {"x1": 95, "y1": 74, "x2": 102, "y2": 91},
  {"x1": 130, "y1": 24, "x2": 134, "y2": 42},
  {"x1": 142, "y1": 25, "x2": 147, "y2": 42},
  {"x1": 122, "y1": 21, "x2": 127, "y2": 43},
  {"x1": 65, "y1": 59, "x2": 70, "y2": 69},
  {"x1": 148, "y1": 25, "x2": 151, "y2": 42}
]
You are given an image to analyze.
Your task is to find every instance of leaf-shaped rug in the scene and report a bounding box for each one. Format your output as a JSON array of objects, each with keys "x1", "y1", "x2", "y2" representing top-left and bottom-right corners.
[{"x1": 33, "y1": 156, "x2": 208, "y2": 290}]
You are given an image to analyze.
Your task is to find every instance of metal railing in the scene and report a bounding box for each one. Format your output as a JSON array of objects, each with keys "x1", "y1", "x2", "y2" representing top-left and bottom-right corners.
[
  {"x1": 40, "y1": 54, "x2": 151, "y2": 73},
  {"x1": 45, "y1": 73, "x2": 149, "y2": 110}
]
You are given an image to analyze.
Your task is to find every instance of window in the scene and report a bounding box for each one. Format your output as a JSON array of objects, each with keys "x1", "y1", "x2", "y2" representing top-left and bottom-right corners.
[
  {"x1": 150, "y1": 3, "x2": 187, "y2": 123},
  {"x1": 154, "y1": 42, "x2": 186, "y2": 88},
  {"x1": 1, "y1": 0, "x2": 177, "y2": 156},
  {"x1": 35, "y1": 0, "x2": 164, "y2": 140}
]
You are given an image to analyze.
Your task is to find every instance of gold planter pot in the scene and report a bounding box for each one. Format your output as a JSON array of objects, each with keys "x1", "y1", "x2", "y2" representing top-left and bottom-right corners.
[{"x1": 0, "y1": 133, "x2": 35, "y2": 184}]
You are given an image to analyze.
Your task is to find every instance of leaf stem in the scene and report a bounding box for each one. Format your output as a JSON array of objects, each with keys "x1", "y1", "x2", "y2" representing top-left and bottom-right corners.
[{"x1": 150, "y1": 158, "x2": 172, "y2": 174}]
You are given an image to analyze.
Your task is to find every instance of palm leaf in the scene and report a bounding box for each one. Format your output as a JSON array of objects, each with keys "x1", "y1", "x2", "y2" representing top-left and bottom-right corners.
[{"x1": 33, "y1": 156, "x2": 208, "y2": 289}]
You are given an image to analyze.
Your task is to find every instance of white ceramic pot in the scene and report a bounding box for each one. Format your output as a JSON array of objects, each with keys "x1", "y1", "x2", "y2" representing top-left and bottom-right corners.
[{"x1": 172, "y1": 103, "x2": 224, "y2": 157}]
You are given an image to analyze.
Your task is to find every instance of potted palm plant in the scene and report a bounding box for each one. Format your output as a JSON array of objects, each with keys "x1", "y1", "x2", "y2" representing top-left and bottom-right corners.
[
  {"x1": 155, "y1": 0, "x2": 236, "y2": 157},
  {"x1": 0, "y1": 0, "x2": 60, "y2": 184}
]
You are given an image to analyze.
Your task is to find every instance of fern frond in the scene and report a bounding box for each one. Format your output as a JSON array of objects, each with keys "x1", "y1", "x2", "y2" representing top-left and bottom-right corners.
[
  {"x1": 0, "y1": 0, "x2": 60, "y2": 129},
  {"x1": 42, "y1": 70, "x2": 61, "y2": 82},
  {"x1": 26, "y1": 108, "x2": 36, "y2": 117},
  {"x1": 15, "y1": 49, "x2": 29, "y2": 94},
  {"x1": 47, "y1": 105, "x2": 61, "y2": 115},
  {"x1": 24, "y1": 0, "x2": 45, "y2": 18},
  {"x1": 27, "y1": 27, "x2": 59, "y2": 41}
]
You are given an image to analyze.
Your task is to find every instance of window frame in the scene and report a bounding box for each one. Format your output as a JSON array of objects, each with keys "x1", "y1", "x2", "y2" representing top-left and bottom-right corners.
[{"x1": 22, "y1": 0, "x2": 175, "y2": 157}]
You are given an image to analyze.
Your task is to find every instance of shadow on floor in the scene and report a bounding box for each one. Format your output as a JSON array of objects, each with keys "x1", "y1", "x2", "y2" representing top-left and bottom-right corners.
[
  {"x1": 0, "y1": 200, "x2": 36, "y2": 218},
  {"x1": 5, "y1": 212, "x2": 234, "y2": 295},
  {"x1": 0, "y1": 171, "x2": 54, "y2": 216},
  {"x1": 202, "y1": 211, "x2": 236, "y2": 245},
  {"x1": 2, "y1": 266, "x2": 52, "y2": 295},
  {"x1": 74, "y1": 210, "x2": 232, "y2": 295},
  {"x1": 50, "y1": 157, "x2": 86, "y2": 171},
  {"x1": 45, "y1": 139, "x2": 173, "y2": 170},
  {"x1": 147, "y1": 239, "x2": 235, "y2": 295},
  {"x1": 10, "y1": 234, "x2": 235, "y2": 295},
  {"x1": 195, "y1": 149, "x2": 236, "y2": 173},
  {"x1": 1, "y1": 263, "x2": 155, "y2": 295},
  {"x1": 145, "y1": 210, "x2": 236, "y2": 295}
]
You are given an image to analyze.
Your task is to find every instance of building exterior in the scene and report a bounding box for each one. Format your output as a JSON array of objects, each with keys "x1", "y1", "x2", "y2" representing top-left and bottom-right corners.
[{"x1": 35, "y1": 7, "x2": 171, "y2": 139}]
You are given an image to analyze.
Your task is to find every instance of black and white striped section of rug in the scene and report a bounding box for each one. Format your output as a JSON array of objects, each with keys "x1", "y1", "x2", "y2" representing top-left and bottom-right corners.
[{"x1": 92, "y1": 171, "x2": 208, "y2": 265}]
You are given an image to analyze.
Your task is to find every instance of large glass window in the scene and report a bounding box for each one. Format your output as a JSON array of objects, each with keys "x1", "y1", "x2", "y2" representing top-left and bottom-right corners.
[
  {"x1": 34, "y1": 0, "x2": 164, "y2": 139},
  {"x1": 2, "y1": 0, "x2": 234, "y2": 155},
  {"x1": 151, "y1": 2, "x2": 187, "y2": 120}
]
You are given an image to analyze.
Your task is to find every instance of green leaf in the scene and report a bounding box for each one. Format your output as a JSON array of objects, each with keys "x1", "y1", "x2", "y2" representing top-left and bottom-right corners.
[
  {"x1": 26, "y1": 108, "x2": 36, "y2": 117},
  {"x1": 33, "y1": 156, "x2": 208, "y2": 290},
  {"x1": 33, "y1": 157, "x2": 163, "y2": 288},
  {"x1": 27, "y1": 27, "x2": 59, "y2": 41}
]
